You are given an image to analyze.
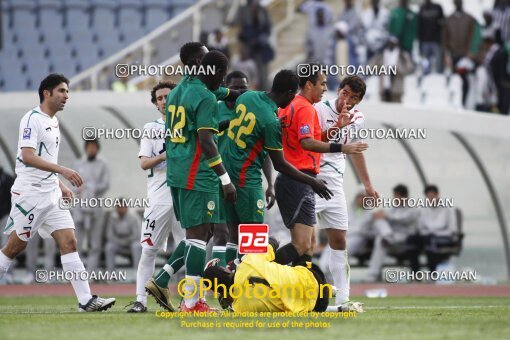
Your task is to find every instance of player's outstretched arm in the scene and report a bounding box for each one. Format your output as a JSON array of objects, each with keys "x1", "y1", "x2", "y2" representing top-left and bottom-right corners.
[
  {"x1": 139, "y1": 155, "x2": 165, "y2": 170},
  {"x1": 21, "y1": 147, "x2": 83, "y2": 187},
  {"x1": 198, "y1": 129, "x2": 237, "y2": 202},
  {"x1": 350, "y1": 152, "x2": 379, "y2": 200},
  {"x1": 300, "y1": 137, "x2": 368, "y2": 154},
  {"x1": 267, "y1": 149, "x2": 333, "y2": 200}
]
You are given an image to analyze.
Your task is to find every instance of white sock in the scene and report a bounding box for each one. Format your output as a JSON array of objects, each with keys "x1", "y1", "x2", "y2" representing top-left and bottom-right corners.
[
  {"x1": 61, "y1": 252, "x2": 93, "y2": 305},
  {"x1": 0, "y1": 250, "x2": 14, "y2": 279},
  {"x1": 329, "y1": 249, "x2": 350, "y2": 304},
  {"x1": 183, "y1": 275, "x2": 201, "y2": 308},
  {"x1": 136, "y1": 248, "x2": 158, "y2": 305}
]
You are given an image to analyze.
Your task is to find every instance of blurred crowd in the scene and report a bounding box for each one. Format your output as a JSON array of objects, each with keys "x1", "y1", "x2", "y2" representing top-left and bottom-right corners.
[
  {"x1": 300, "y1": 0, "x2": 510, "y2": 113},
  {"x1": 169, "y1": 0, "x2": 509, "y2": 114}
]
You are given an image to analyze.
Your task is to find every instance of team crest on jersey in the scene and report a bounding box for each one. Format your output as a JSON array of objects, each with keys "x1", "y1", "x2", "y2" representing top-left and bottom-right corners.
[
  {"x1": 257, "y1": 199, "x2": 264, "y2": 209},
  {"x1": 207, "y1": 201, "x2": 215, "y2": 210},
  {"x1": 299, "y1": 124, "x2": 311, "y2": 135},
  {"x1": 23, "y1": 128, "x2": 31, "y2": 140}
]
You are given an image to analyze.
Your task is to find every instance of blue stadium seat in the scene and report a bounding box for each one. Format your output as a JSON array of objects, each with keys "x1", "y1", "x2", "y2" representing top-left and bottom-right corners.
[
  {"x1": 10, "y1": 0, "x2": 37, "y2": 30},
  {"x1": 37, "y1": 0, "x2": 63, "y2": 29},
  {"x1": 91, "y1": 0, "x2": 117, "y2": 29},
  {"x1": 143, "y1": 0, "x2": 170, "y2": 32},
  {"x1": 64, "y1": 0, "x2": 91, "y2": 31},
  {"x1": 117, "y1": 0, "x2": 143, "y2": 29}
]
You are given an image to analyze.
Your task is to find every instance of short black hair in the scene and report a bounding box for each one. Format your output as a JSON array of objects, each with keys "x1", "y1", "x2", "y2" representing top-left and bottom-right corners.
[
  {"x1": 38, "y1": 73, "x2": 69, "y2": 103},
  {"x1": 150, "y1": 81, "x2": 176, "y2": 104},
  {"x1": 180, "y1": 42, "x2": 206, "y2": 66},
  {"x1": 339, "y1": 75, "x2": 366, "y2": 100},
  {"x1": 424, "y1": 184, "x2": 439, "y2": 194},
  {"x1": 225, "y1": 70, "x2": 248, "y2": 85},
  {"x1": 272, "y1": 69, "x2": 299, "y2": 94},
  {"x1": 298, "y1": 63, "x2": 322, "y2": 88},
  {"x1": 201, "y1": 50, "x2": 229, "y2": 74},
  {"x1": 393, "y1": 184, "x2": 408, "y2": 197},
  {"x1": 84, "y1": 139, "x2": 100, "y2": 149}
]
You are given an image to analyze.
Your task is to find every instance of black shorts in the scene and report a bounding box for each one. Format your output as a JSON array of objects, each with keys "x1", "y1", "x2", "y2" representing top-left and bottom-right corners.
[{"x1": 274, "y1": 172, "x2": 316, "y2": 229}]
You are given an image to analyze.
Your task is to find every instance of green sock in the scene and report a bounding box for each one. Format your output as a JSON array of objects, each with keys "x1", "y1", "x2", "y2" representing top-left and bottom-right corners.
[
  {"x1": 154, "y1": 240, "x2": 186, "y2": 287},
  {"x1": 185, "y1": 239, "x2": 207, "y2": 276},
  {"x1": 226, "y1": 242, "x2": 238, "y2": 264},
  {"x1": 212, "y1": 246, "x2": 227, "y2": 267}
]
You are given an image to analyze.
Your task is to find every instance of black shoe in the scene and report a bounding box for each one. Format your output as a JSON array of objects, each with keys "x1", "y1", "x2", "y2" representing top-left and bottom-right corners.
[
  {"x1": 126, "y1": 301, "x2": 148, "y2": 313},
  {"x1": 78, "y1": 295, "x2": 116, "y2": 312}
]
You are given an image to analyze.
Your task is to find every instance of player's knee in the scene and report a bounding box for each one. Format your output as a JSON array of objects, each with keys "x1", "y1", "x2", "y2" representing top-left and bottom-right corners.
[
  {"x1": 59, "y1": 236, "x2": 78, "y2": 254},
  {"x1": 329, "y1": 237, "x2": 346, "y2": 250},
  {"x1": 293, "y1": 239, "x2": 312, "y2": 255}
]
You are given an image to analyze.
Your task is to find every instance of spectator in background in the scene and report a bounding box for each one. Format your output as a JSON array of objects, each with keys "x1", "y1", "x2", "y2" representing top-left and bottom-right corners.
[
  {"x1": 301, "y1": 0, "x2": 334, "y2": 63},
  {"x1": 474, "y1": 32, "x2": 499, "y2": 112},
  {"x1": 73, "y1": 139, "x2": 110, "y2": 273},
  {"x1": 418, "y1": 185, "x2": 457, "y2": 272},
  {"x1": 207, "y1": 29, "x2": 230, "y2": 59},
  {"x1": 346, "y1": 192, "x2": 374, "y2": 258},
  {"x1": 389, "y1": 0, "x2": 418, "y2": 54},
  {"x1": 418, "y1": 0, "x2": 444, "y2": 74},
  {"x1": 336, "y1": 0, "x2": 364, "y2": 68},
  {"x1": 365, "y1": 184, "x2": 421, "y2": 282},
  {"x1": 105, "y1": 202, "x2": 141, "y2": 273},
  {"x1": 370, "y1": 36, "x2": 414, "y2": 103},
  {"x1": 237, "y1": 0, "x2": 273, "y2": 90},
  {"x1": 22, "y1": 234, "x2": 56, "y2": 284},
  {"x1": 494, "y1": 0, "x2": 510, "y2": 44},
  {"x1": 443, "y1": 0, "x2": 478, "y2": 107},
  {"x1": 490, "y1": 30, "x2": 510, "y2": 114},
  {"x1": 0, "y1": 167, "x2": 14, "y2": 233},
  {"x1": 231, "y1": 46, "x2": 259, "y2": 90},
  {"x1": 361, "y1": 0, "x2": 390, "y2": 63}
]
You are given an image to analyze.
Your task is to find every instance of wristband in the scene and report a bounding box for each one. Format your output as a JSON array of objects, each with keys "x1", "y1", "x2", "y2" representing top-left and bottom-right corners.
[
  {"x1": 330, "y1": 143, "x2": 343, "y2": 153},
  {"x1": 219, "y1": 173, "x2": 231, "y2": 185},
  {"x1": 207, "y1": 155, "x2": 222, "y2": 167}
]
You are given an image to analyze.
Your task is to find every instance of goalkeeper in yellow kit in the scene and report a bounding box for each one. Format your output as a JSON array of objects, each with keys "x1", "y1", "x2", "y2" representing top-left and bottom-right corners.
[{"x1": 203, "y1": 238, "x2": 331, "y2": 313}]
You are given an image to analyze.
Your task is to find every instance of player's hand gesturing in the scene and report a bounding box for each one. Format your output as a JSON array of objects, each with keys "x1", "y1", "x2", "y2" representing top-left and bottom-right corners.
[
  {"x1": 342, "y1": 142, "x2": 368, "y2": 154},
  {"x1": 222, "y1": 182, "x2": 237, "y2": 203},
  {"x1": 59, "y1": 166, "x2": 83, "y2": 187}
]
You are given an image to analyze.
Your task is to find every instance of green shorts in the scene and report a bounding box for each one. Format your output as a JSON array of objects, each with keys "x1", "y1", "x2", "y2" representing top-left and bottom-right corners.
[
  {"x1": 224, "y1": 185, "x2": 265, "y2": 224},
  {"x1": 170, "y1": 186, "x2": 220, "y2": 228}
]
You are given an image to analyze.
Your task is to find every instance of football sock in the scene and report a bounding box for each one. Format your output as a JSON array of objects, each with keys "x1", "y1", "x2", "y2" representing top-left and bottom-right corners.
[
  {"x1": 136, "y1": 248, "x2": 158, "y2": 305},
  {"x1": 329, "y1": 249, "x2": 350, "y2": 304},
  {"x1": 184, "y1": 239, "x2": 207, "y2": 308},
  {"x1": 225, "y1": 242, "x2": 238, "y2": 264},
  {"x1": 274, "y1": 243, "x2": 300, "y2": 265},
  {"x1": 154, "y1": 240, "x2": 186, "y2": 288},
  {"x1": 61, "y1": 252, "x2": 92, "y2": 305},
  {"x1": 212, "y1": 245, "x2": 226, "y2": 267},
  {"x1": 0, "y1": 250, "x2": 13, "y2": 280}
]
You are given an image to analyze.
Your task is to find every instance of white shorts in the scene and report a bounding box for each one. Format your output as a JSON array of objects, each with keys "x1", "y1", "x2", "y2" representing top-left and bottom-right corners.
[
  {"x1": 4, "y1": 188, "x2": 75, "y2": 241},
  {"x1": 140, "y1": 204, "x2": 184, "y2": 251},
  {"x1": 315, "y1": 187, "x2": 348, "y2": 230}
]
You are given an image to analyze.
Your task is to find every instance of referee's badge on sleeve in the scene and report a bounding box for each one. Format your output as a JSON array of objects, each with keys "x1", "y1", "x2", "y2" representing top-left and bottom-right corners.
[
  {"x1": 299, "y1": 124, "x2": 311, "y2": 135},
  {"x1": 23, "y1": 128, "x2": 31, "y2": 139}
]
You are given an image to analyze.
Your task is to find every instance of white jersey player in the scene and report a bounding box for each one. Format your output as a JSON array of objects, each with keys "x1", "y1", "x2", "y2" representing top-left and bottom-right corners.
[
  {"x1": 128, "y1": 81, "x2": 185, "y2": 313},
  {"x1": 0, "y1": 74, "x2": 115, "y2": 312},
  {"x1": 314, "y1": 76, "x2": 379, "y2": 313}
]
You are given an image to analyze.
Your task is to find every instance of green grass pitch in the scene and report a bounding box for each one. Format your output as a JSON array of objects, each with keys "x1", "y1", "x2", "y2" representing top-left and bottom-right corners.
[{"x1": 1, "y1": 296, "x2": 509, "y2": 339}]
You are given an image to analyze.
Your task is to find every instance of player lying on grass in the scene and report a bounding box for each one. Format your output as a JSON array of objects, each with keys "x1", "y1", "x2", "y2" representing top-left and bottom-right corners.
[
  {"x1": 203, "y1": 238, "x2": 333, "y2": 313},
  {"x1": 0, "y1": 74, "x2": 115, "y2": 312}
]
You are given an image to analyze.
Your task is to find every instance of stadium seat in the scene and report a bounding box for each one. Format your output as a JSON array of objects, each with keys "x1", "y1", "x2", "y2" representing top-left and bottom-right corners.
[
  {"x1": 91, "y1": 0, "x2": 117, "y2": 29},
  {"x1": 64, "y1": 0, "x2": 91, "y2": 30},
  {"x1": 37, "y1": 0, "x2": 63, "y2": 29},
  {"x1": 143, "y1": 0, "x2": 170, "y2": 32},
  {"x1": 10, "y1": 0, "x2": 37, "y2": 29},
  {"x1": 117, "y1": 0, "x2": 143, "y2": 30}
]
